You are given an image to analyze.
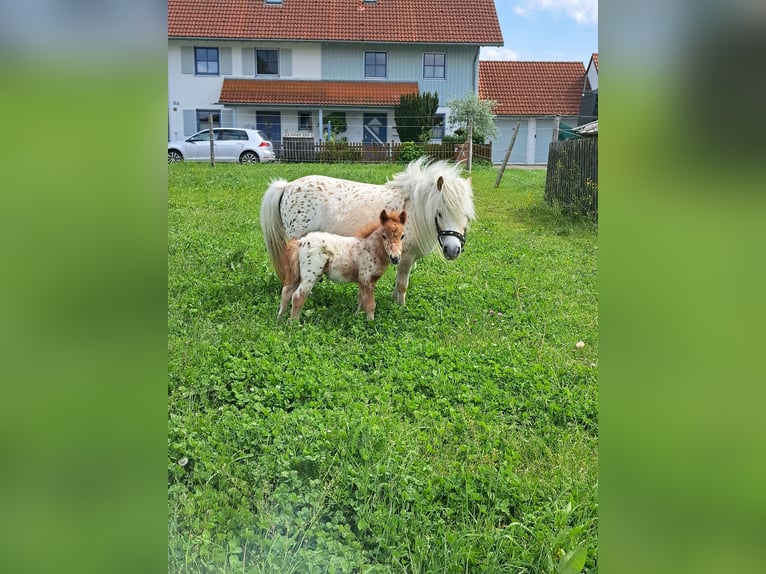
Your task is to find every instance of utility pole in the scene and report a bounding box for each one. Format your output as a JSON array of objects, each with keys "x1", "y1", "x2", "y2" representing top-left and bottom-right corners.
[
  {"x1": 466, "y1": 118, "x2": 473, "y2": 173},
  {"x1": 208, "y1": 113, "x2": 215, "y2": 166}
]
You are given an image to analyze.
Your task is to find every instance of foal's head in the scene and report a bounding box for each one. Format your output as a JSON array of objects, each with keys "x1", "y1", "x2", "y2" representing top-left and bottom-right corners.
[{"x1": 380, "y1": 209, "x2": 407, "y2": 265}]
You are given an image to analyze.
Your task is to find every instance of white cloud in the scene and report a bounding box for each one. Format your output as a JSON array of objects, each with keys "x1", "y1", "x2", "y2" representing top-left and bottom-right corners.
[
  {"x1": 515, "y1": 0, "x2": 598, "y2": 24},
  {"x1": 480, "y1": 46, "x2": 520, "y2": 61}
]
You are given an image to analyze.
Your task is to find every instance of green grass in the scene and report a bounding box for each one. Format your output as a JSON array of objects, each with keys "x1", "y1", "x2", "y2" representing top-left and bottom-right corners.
[{"x1": 168, "y1": 161, "x2": 598, "y2": 573}]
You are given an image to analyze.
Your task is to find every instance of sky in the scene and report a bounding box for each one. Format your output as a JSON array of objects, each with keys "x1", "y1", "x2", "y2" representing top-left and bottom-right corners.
[{"x1": 480, "y1": 0, "x2": 598, "y2": 66}]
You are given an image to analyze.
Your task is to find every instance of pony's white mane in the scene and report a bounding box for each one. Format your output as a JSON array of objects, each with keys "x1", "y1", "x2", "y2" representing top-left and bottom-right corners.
[{"x1": 386, "y1": 157, "x2": 475, "y2": 258}]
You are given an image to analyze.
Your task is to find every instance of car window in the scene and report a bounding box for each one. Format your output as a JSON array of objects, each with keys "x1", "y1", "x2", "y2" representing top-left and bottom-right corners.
[
  {"x1": 188, "y1": 130, "x2": 210, "y2": 142},
  {"x1": 256, "y1": 130, "x2": 270, "y2": 142},
  {"x1": 221, "y1": 129, "x2": 248, "y2": 141}
]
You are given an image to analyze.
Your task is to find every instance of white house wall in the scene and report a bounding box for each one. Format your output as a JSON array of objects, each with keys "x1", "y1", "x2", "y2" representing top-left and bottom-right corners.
[
  {"x1": 489, "y1": 116, "x2": 579, "y2": 165},
  {"x1": 169, "y1": 38, "x2": 480, "y2": 142},
  {"x1": 169, "y1": 39, "x2": 323, "y2": 139},
  {"x1": 586, "y1": 63, "x2": 598, "y2": 91}
]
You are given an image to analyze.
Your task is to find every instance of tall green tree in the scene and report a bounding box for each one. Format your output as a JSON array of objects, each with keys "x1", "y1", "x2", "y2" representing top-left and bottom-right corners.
[{"x1": 394, "y1": 91, "x2": 439, "y2": 143}]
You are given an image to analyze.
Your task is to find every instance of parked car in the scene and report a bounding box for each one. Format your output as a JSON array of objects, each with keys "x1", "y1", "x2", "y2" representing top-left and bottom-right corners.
[{"x1": 168, "y1": 128, "x2": 276, "y2": 163}]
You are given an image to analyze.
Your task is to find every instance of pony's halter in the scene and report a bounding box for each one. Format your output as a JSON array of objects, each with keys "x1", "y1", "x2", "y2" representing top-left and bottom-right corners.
[{"x1": 435, "y1": 217, "x2": 466, "y2": 248}]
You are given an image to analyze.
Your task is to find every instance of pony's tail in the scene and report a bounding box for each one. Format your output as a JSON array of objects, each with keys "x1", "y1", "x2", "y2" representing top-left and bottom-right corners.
[
  {"x1": 278, "y1": 239, "x2": 301, "y2": 289},
  {"x1": 260, "y1": 178, "x2": 289, "y2": 282}
]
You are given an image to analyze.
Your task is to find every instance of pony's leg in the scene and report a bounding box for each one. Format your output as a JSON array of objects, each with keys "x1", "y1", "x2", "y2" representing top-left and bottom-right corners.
[{"x1": 392, "y1": 256, "x2": 416, "y2": 306}]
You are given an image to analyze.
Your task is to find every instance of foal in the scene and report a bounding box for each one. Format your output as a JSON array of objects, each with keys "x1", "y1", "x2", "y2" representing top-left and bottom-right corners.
[{"x1": 278, "y1": 210, "x2": 407, "y2": 320}]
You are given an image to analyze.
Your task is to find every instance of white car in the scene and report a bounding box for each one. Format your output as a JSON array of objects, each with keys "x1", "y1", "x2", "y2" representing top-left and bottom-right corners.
[{"x1": 168, "y1": 128, "x2": 276, "y2": 163}]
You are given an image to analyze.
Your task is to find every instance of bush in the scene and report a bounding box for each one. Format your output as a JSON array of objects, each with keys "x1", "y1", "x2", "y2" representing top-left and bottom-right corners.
[
  {"x1": 317, "y1": 142, "x2": 361, "y2": 162},
  {"x1": 395, "y1": 141, "x2": 426, "y2": 162}
]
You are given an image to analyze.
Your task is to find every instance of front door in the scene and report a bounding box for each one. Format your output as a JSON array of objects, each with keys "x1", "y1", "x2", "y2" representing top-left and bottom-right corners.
[
  {"x1": 363, "y1": 113, "x2": 387, "y2": 144},
  {"x1": 256, "y1": 111, "x2": 281, "y2": 146}
]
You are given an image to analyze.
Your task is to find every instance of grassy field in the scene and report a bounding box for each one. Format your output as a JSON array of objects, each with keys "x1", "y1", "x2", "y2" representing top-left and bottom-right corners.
[{"x1": 168, "y1": 161, "x2": 598, "y2": 573}]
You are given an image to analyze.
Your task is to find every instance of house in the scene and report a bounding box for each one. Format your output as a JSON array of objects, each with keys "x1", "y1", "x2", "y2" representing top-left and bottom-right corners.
[
  {"x1": 168, "y1": 0, "x2": 503, "y2": 148},
  {"x1": 478, "y1": 60, "x2": 586, "y2": 165},
  {"x1": 578, "y1": 53, "x2": 598, "y2": 126}
]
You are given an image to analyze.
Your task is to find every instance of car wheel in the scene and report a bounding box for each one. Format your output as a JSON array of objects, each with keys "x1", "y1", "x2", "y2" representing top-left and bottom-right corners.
[
  {"x1": 239, "y1": 151, "x2": 259, "y2": 164},
  {"x1": 168, "y1": 150, "x2": 183, "y2": 163}
]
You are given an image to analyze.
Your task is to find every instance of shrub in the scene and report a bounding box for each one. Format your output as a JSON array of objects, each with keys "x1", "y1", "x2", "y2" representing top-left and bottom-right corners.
[{"x1": 395, "y1": 141, "x2": 426, "y2": 162}]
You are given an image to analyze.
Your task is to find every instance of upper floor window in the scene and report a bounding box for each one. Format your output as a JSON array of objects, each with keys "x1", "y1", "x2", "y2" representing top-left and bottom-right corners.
[
  {"x1": 256, "y1": 49, "x2": 279, "y2": 76},
  {"x1": 364, "y1": 52, "x2": 387, "y2": 78},
  {"x1": 423, "y1": 53, "x2": 445, "y2": 79},
  {"x1": 195, "y1": 47, "x2": 219, "y2": 76}
]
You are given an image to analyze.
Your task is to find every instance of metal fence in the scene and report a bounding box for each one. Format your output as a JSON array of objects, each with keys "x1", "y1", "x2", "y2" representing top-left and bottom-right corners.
[
  {"x1": 279, "y1": 137, "x2": 492, "y2": 164},
  {"x1": 544, "y1": 137, "x2": 598, "y2": 217}
]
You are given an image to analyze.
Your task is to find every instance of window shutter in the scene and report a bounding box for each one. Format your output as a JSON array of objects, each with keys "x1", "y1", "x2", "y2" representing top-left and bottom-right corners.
[
  {"x1": 220, "y1": 48, "x2": 232, "y2": 76},
  {"x1": 181, "y1": 46, "x2": 194, "y2": 75},
  {"x1": 280, "y1": 49, "x2": 292, "y2": 77},
  {"x1": 183, "y1": 110, "x2": 197, "y2": 136},
  {"x1": 242, "y1": 48, "x2": 255, "y2": 76},
  {"x1": 221, "y1": 109, "x2": 234, "y2": 128}
]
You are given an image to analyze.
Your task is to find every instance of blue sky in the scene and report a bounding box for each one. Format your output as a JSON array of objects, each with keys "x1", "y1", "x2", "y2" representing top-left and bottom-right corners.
[{"x1": 480, "y1": 0, "x2": 598, "y2": 66}]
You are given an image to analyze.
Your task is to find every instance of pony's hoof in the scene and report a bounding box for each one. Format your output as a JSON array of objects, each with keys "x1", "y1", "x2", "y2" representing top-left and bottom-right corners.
[{"x1": 392, "y1": 290, "x2": 406, "y2": 306}]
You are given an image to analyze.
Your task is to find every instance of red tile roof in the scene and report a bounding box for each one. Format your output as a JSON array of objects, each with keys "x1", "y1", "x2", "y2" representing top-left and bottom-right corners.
[
  {"x1": 219, "y1": 79, "x2": 418, "y2": 106},
  {"x1": 591, "y1": 53, "x2": 598, "y2": 71},
  {"x1": 169, "y1": 0, "x2": 503, "y2": 44},
  {"x1": 478, "y1": 61, "x2": 586, "y2": 116}
]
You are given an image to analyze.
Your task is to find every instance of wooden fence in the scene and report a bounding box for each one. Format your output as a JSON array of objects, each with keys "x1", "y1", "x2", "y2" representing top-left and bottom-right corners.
[
  {"x1": 278, "y1": 139, "x2": 491, "y2": 164},
  {"x1": 544, "y1": 137, "x2": 598, "y2": 217}
]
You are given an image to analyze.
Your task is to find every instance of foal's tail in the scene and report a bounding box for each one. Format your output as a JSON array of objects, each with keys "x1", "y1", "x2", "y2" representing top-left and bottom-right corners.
[{"x1": 260, "y1": 178, "x2": 289, "y2": 281}]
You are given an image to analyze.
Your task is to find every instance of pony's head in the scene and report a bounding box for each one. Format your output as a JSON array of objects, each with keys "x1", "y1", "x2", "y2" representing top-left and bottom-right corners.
[
  {"x1": 433, "y1": 171, "x2": 473, "y2": 260},
  {"x1": 390, "y1": 158, "x2": 476, "y2": 260},
  {"x1": 379, "y1": 209, "x2": 407, "y2": 265}
]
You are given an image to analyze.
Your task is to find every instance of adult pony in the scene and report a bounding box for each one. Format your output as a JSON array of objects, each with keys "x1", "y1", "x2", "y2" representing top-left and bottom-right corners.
[
  {"x1": 261, "y1": 158, "x2": 475, "y2": 305},
  {"x1": 278, "y1": 210, "x2": 406, "y2": 321}
]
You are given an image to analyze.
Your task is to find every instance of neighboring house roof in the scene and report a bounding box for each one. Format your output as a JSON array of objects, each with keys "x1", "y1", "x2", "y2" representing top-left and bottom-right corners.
[
  {"x1": 574, "y1": 120, "x2": 598, "y2": 135},
  {"x1": 591, "y1": 53, "x2": 598, "y2": 72},
  {"x1": 218, "y1": 79, "x2": 418, "y2": 106},
  {"x1": 168, "y1": 0, "x2": 503, "y2": 44},
  {"x1": 478, "y1": 61, "x2": 586, "y2": 116}
]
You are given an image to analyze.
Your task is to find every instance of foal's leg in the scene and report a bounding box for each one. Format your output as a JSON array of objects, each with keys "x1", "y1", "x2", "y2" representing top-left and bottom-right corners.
[
  {"x1": 359, "y1": 281, "x2": 377, "y2": 320},
  {"x1": 278, "y1": 280, "x2": 299, "y2": 318},
  {"x1": 392, "y1": 255, "x2": 416, "y2": 306},
  {"x1": 289, "y1": 254, "x2": 325, "y2": 320},
  {"x1": 290, "y1": 279, "x2": 316, "y2": 320}
]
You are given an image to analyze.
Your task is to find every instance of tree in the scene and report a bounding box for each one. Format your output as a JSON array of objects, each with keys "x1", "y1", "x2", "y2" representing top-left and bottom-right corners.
[
  {"x1": 323, "y1": 111, "x2": 347, "y2": 141},
  {"x1": 394, "y1": 91, "x2": 439, "y2": 143},
  {"x1": 447, "y1": 93, "x2": 498, "y2": 171},
  {"x1": 447, "y1": 93, "x2": 498, "y2": 143}
]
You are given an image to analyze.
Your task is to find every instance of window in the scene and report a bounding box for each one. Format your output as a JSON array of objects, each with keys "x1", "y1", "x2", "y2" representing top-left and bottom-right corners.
[
  {"x1": 256, "y1": 49, "x2": 279, "y2": 76},
  {"x1": 364, "y1": 52, "x2": 387, "y2": 78},
  {"x1": 219, "y1": 129, "x2": 248, "y2": 141},
  {"x1": 298, "y1": 112, "x2": 312, "y2": 131},
  {"x1": 195, "y1": 47, "x2": 219, "y2": 75},
  {"x1": 431, "y1": 114, "x2": 445, "y2": 139},
  {"x1": 423, "y1": 53, "x2": 445, "y2": 79},
  {"x1": 195, "y1": 110, "x2": 220, "y2": 132}
]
